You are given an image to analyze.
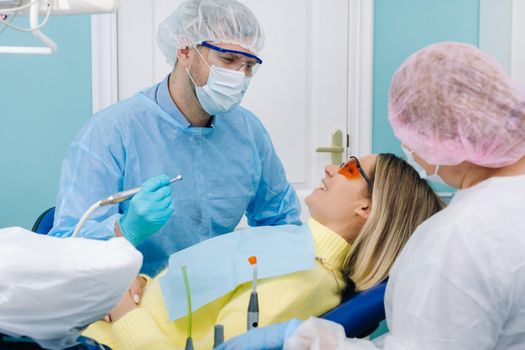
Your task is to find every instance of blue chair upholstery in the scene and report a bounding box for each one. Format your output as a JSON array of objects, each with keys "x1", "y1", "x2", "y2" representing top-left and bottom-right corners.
[
  {"x1": 322, "y1": 280, "x2": 387, "y2": 338},
  {"x1": 0, "y1": 334, "x2": 110, "y2": 349},
  {"x1": 31, "y1": 207, "x2": 55, "y2": 235}
]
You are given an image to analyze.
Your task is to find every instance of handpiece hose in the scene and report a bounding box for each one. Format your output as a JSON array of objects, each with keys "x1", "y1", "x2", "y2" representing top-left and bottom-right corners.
[
  {"x1": 71, "y1": 175, "x2": 182, "y2": 238},
  {"x1": 99, "y1": 175, "x2": 182, "y2": 206}
]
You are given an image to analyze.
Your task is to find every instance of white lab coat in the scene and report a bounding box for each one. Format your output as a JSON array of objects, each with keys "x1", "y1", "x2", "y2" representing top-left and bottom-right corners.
[
  {"x1": 285, "y1": 175, "x2": 525, "y2": 350},
  {"x1": 0, "y1": 227, "x2": 142, "y2": 349}
]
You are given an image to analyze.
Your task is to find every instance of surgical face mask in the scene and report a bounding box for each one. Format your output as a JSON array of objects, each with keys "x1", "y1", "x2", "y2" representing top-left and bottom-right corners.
[
  {"x1": 402, "y1": 146, "x2": 447, "y2": 185},
  {"x1": 186, "y1": 49, "x2": 250, "y2": 115}
]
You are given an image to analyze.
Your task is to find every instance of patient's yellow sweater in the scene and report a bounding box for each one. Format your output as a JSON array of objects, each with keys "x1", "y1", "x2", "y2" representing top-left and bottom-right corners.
[{"x1": 83, "y1": 219, "x2": 350, "y2": 350}]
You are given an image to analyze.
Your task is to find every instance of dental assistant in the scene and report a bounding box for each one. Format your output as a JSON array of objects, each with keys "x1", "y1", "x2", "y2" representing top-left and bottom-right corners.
[
  {"x1": 49, "y1": 0, "x2": 301, "y2": 276},
  {"x1": 218, "y1": 42, "x2": 525, "y2": 350}
]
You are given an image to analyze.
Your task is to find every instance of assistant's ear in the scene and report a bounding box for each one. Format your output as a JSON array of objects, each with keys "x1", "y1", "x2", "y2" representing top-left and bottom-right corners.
[
  {"x1": 177, "y1": 47, "x2": 192, "y2": 67},
  {"x1": 354, "y1": 199, "x2": 371, "y2": 220}
]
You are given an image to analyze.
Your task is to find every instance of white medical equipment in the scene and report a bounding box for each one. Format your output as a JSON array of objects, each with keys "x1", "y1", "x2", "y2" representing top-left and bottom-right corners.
[
  {"x1": 0, "y1": 0, "x2": 118, "y2": 54},
  {"x1": 72, "y1": 175, "x2": 183, "y2": 238},
  {"x1": 0, "y1": 226, "x2": 142, "y2": 349}
]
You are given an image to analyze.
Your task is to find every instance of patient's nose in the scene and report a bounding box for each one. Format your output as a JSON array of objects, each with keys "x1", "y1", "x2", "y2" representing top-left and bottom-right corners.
[{"x1": 324, "y1": 165, "x2": 339, "y2": 177}]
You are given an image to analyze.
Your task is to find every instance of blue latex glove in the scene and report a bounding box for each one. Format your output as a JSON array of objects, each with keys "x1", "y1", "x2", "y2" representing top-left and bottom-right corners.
[
  {"x1": 214, "y1": 319, "x2": 302, "y2": 350},
  {"x1": 119, "y1": 175, "x2": 175, "y2": 246}
]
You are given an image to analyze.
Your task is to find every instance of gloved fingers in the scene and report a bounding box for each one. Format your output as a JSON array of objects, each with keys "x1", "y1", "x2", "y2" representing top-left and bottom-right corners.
[
  {"x1": 213, "y1": 341, "x2": 234, "y2": 350},
  {"x1": 137, "y1": 184, "x2": 173, "y2": 202},
  {"x1": 151, "y1": 185, "x2": 173, "y2": 200},
  {"x1": 145, "y1": 204, "x2": 175, "y2": 222},
  {"x1": 213, "y1": 336, "x2": 248, "y2": 350},
  {"x1": 119, "y1": 175, "x2": 175, "y2": 245},
  {"x1": 137, "y1": 204, "x2": 174, "y2": 223},
  {"x1": 153, "y1": 196, "x2": 174, "y2": 211},
  {"x1": 134, "y1": 195, "x2": 173, "y2": 214},
  {"x1": 140, "y1": 175, "x2": 171, "y2": 192},
  {"x1": 284, "y1": 319, "x2": 303, "y2": 338},
  {"x1": 214, "y1": 322, "x2": 292, "y2": 350},
  {"x1": 164, "y1": 203, "x2": 175, "y2": 216}
]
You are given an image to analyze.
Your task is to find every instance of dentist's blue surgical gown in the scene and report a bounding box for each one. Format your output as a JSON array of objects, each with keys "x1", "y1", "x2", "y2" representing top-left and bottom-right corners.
[{"x1": 49, "y1": 76, "x2": 301, "y2": 276}]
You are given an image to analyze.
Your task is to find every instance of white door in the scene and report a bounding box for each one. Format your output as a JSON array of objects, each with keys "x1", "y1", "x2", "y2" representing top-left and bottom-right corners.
[
  {"x1": 479, "y1": 0, "x2": 525, "y2": 86},
  {"x1": 93, "y1": 0, "x2": 373, "y2": 223}
]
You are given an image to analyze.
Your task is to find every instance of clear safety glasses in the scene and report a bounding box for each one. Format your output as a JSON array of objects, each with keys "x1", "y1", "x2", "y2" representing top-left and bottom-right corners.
[
  {"x1": 199, "y1": 41, "x2": 262, "y2": 77},
  {"x1": 339, "y1": 156, "x2": 373, "y2": 193}
]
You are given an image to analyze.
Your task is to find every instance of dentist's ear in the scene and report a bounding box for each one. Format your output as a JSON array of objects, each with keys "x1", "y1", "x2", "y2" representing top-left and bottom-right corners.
[{"x1": 177, "y1": 47, "x2": 192, "y2": 66}]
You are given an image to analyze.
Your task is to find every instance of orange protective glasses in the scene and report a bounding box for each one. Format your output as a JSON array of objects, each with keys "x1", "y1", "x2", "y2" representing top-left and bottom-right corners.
[{"x1": 338, "y1": 156, "x2": 373, "y2": 192}]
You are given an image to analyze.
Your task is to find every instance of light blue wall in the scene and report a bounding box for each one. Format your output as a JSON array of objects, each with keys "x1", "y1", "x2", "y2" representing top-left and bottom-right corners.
[
  {"x1": 369, "y1": 0, "x2": 480, "y2": 338},
  {"x1": 0, "y1": 16, "x2": 92, "y2": 228},
  {"x1": 372, "y1": 0, "x2": 480, "y2": 155}
]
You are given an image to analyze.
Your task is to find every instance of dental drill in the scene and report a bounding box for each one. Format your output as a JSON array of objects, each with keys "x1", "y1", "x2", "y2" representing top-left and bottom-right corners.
[
  {"x1": 71, "y1": 175, "x2": 182, "y2": 238},
  {"x1": 213, "y1": 325, "x2": 224, "y2": 347}
]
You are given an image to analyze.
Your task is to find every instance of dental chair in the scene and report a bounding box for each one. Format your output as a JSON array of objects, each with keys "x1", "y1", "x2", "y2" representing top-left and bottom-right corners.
[
  {"x1": 23, "y1": 207, "x2": 387, "y2": 347},
  {"x1": 32, "y1": 207, "x2": 55, "y2": 234},
  {"x1": 322, "y1": 280, "x2": 387, "y2": 338}
]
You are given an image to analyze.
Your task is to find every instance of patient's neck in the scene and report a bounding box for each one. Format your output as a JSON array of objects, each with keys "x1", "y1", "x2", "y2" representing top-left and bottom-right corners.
[{"x1": 312, "y1": 217, "x2": 363, "y2": 244}]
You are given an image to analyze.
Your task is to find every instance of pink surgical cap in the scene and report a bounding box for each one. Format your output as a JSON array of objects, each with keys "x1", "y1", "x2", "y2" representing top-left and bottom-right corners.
[{"x1": 388, "y1": 42, "x2": 525, "y2": 167}]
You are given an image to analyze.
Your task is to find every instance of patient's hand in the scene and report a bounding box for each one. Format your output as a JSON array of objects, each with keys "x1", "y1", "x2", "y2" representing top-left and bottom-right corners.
[
  {"x1": 129, "y1": 275, "x2": 148, "y2": 304},
  {"x1": 109, "y1": 291, "x2": 138, "y2": 322},
  {"x1": 103, "y1": 275, "x2": 146, "y2": 322}
]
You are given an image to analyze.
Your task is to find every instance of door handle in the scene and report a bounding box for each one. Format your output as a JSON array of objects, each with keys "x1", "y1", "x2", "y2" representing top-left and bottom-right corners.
[
  {"x1": 315, "y1": 129, "x2": 344, "y2": 165},
  {"x1": 316, "y1": 147, "x2": 344, "y2": 152}
]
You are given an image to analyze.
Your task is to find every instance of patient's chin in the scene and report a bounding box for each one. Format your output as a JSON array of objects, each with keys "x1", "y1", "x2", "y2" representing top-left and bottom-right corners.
[
  {"x1": 304, "y1": 192, "x2": 320, "y2": 213},
  {"x1": 305, "y1": 192, "x2": 314, "y2": 206}
]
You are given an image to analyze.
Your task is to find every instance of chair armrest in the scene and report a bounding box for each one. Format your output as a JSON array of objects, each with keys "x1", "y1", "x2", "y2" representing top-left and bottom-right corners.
[{"x1": 322, "y1": 281, "x2": 387, "y2": 338}]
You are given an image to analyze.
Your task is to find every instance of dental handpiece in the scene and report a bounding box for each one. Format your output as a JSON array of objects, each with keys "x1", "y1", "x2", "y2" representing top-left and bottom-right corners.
[
  {"x1": 99, "y1": 175, "x2": 182, "y2": 206},
  {"x1": 247, "y1": 291, "x2": 259, "y2": 331},
  {"x1": 213, "y1": 325, "x2": 224, "y2": 347},
  {"x1": 247, "y1": 256, "x2": 259, "y2": 331},
  {"x1": 72, "y1": 175, "x2": 183, "y2": 238}
]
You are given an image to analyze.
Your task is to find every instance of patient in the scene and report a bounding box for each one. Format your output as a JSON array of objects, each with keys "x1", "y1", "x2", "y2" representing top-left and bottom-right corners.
[{"x1": 83, "y1": 154, "x2": 443, "y2": 350}]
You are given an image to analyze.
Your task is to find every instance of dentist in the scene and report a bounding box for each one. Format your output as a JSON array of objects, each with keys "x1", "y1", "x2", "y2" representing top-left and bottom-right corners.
[{"x1": 50, "y1": 0, "x2": 300, "y2": 278}]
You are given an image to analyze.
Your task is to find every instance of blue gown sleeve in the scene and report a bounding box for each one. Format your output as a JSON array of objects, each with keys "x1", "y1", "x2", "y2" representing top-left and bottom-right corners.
[
  {"x1": 49, "y1": 118, "x2": 125, "y2": 240},
  {"x1": 245, "y1": 121, "x2": 302, "y2": 227}
]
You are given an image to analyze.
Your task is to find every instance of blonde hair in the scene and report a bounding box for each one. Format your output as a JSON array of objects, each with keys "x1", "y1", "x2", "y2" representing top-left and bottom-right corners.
[{"x1": 344, "y1": 153, "x2": 444, "y2": 291}]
